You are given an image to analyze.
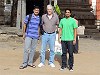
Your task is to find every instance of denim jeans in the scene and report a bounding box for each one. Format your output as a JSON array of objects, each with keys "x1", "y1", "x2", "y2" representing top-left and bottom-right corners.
[
  {"x1": 22, "y1": 37, "x2": 38, "y2": 66},
  {"x1": 61, "y1": 41, "x2": 74, "y2": 68},
  {"x1": 40, "y1": 32, "x2": 56, "y2": 64}
]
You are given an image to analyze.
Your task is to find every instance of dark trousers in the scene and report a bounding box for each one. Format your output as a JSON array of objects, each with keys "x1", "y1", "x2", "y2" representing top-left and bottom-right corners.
[
  {"x1": 61, "y1": 41, "x2": 74, "y2": 68},
  {"x1": 73, "y1": 35, "x2": 79, "y2": 53}
]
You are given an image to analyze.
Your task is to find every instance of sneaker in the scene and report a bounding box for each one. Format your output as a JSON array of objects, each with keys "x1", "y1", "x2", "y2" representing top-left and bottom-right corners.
[
  {"x1": 69, "y1": 67, "x2": 73, "y2": 72},
  {"x1": 59, "y1": 66, "x2": 66, "y2": 71},
  {"x1": 59, "y1": 68, "x2": 64, "y2": 71},
  {"x1": 49, "y1": 63, "x2": 55, "y2": 68},
  {"x1": 19, "y1": 65, "x2": 27, "y2": 69},
  {"x1": 38, "y1": 63, "x2": 44, "y2": 67}
]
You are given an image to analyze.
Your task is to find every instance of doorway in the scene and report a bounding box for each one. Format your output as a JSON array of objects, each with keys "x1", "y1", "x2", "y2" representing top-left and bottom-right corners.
[{"x1": 26, "y1": 0, "x2": 44, "y2": 16}]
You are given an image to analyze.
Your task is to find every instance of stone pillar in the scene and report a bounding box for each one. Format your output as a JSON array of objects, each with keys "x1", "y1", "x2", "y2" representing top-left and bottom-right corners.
[
  {"x1": 16, "y1": 0, "x2": 26, "y2": 29},
  {"x1": 0, "y1": 0, "x2": 4, "y2": 25}
]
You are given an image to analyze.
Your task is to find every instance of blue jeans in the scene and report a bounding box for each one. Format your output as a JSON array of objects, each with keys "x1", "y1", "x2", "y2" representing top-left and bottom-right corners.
[
  {"x1": 40, "y1": 32, "x2": 56, "y2": 64},
  {"x1": 22, "y1": 37, "x2": 38, "y2": 66}
]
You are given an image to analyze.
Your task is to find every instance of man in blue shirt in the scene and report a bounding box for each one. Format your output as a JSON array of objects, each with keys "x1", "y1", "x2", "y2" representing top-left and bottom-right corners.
[{"x1": 20, "y1": 6, "x2": 40, "y2": 69}]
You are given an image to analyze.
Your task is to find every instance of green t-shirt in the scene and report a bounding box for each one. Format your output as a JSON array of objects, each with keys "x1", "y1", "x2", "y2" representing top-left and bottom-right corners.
[{"x1": 59, "y1": 17, "x2": 78, "y2": 41}]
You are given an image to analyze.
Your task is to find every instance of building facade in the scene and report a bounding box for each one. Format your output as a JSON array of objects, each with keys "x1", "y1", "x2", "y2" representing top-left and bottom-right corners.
[
  {"x1": 16, "y1": 0, "x2": 95, "y2": 29},
  {"x1": 16, "y1": 0, "x2": 49, "y2": 29},
  {"x1": 58, "y1": 0, "x2": 95, "y2": 29}
]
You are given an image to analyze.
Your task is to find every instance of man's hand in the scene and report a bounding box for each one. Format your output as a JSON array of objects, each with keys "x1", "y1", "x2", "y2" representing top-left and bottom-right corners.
[
  {"x1": 58, "y1": 38, "x2": 61, "y2": 44},
  {"x1": 23, "y1": 34, "x2": 25, "y2": 40},
  {"x1": 73, "y1": 40, "x2": 76, "y2": 45},
  {"x1": 38, "y1": 35, "x2": 40, "y2": 40},
  {"x1": 58, "y1": 28, "x2": 62, "y2": 44},
  {"x1": 23, "y1": 24, "x2": 27, "y2": 40}
]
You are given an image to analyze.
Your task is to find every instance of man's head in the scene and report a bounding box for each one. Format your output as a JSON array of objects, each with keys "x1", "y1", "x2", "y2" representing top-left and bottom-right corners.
[
  {"x1": 65, "y1": 9, "x2": 71, "y2": 18},
  {"x1": 47, "y1": 5, "x2": 53, "y2": 15},
  {"x1": 33, "y1": 6, "x2": 40, "y2": 16}
]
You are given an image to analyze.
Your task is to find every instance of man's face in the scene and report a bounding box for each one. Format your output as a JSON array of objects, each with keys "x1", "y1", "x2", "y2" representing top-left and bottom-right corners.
[
  {"x1": 65, "y1": 10, "x2": 71, "y2": 17},
  {"x1": 47, "y1": 8, "x2": 53, "y2": 15},
  {"x1": 33, "y1": 8, "x2": 39, "y2": 15}
]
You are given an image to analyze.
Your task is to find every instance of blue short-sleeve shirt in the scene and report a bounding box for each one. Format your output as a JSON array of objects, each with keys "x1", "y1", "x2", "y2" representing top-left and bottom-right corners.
[{"x1": 24, "y1": 13, "x2": 40, "y2": 39}]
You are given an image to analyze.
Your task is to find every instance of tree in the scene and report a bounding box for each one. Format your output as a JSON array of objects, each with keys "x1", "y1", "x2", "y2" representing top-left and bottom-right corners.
[{"x1": 11, "y1": 0, "x2": 18, "y2": 27}]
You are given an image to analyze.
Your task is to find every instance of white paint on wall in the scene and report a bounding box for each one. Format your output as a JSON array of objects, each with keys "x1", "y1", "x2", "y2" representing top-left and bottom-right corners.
[{"x1": 91, "y1": 0, "x2": 96, "y2": 15}]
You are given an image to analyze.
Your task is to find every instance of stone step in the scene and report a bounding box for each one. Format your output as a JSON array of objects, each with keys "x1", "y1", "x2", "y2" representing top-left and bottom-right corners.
[
  {"x1": 91, "y1": 33, "x2": 100, "y2": 40},
  {"x1": 84, "y1": 29, "x2": 100, "y2": 35},
  {"x1": 59, "y1": 7, "x2": 92, "y2": 11},
  {"x1": 85, "y1": 25, "x2": 97, "y2": 29},
  {"x1": 0, "y1": 26, "x2": 23, "y2": 36},
  {"x1": 79, "y1": 35, "x2": 92, "y2": 38}
]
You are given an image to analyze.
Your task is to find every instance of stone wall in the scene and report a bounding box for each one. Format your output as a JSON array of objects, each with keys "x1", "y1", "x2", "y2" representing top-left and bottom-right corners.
[
  {"x1": 0, "y1": 0, "x2": 4, "y2": 25},
  {"x1": 58, "y1": 0, "x2": 96, "y2": 29}
]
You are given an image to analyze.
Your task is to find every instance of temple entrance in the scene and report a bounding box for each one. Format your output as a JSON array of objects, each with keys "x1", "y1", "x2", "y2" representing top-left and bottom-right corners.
[{"x1": 26, "y1": 0, "x2": 44, "y2": 16}]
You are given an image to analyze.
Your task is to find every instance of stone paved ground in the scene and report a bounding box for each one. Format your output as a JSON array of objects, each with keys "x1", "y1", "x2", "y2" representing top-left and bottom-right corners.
[{"x1": 0, "y1": 38, "x2": 100, "y2": 75}]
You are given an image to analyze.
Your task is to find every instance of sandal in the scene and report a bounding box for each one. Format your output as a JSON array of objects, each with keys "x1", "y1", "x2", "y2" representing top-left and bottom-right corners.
[
  {"x1": 19, "y1": 65, "x2": 27, "y2": 69},
  {"x1": 28, "y1": 65, "x2": 36, "y2": 68}
]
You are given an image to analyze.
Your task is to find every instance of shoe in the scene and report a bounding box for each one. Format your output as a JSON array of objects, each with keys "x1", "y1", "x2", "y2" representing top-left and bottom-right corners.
[
  {"x1": 38, "y1": 63, "x2": 44, "y2": 67},
  {"x1": 28, "y1": 64, "x2": 36, "y2": 68},
  {"x1": 59, "y1": 66, "x2": 66, "y2": 71},
  {"x1": 59, "y1": 68, "x2": 65, "y2": 71},
  {"x1": 19, "y1": 65, "x2": 27, "y2": 69},
  {"x1": 49, "y1": 63, "x2": 55, "y2": 68},
  {"x1": 69, "y1": 67, "x2": 73, "y2": 72}
]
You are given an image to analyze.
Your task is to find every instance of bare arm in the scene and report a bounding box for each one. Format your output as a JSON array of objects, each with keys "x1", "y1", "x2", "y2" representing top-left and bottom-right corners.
[
  {"x1": 58, "y1": 28, "x2": 62, "y2": 43},
  {"x1": 73, "y1": 28, "x2": 77, "y2": 45},
  {"x1": 38, "y1": 26, "x2": 40, "y2": 36},
  {"x1": 23, "y1": 24, "x2": 26, "y2": 39}
]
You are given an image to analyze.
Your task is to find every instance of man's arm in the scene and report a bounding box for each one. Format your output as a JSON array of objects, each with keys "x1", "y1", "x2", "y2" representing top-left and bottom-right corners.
[
  {"x1": 22, "y1": 15, "x2": 29, "y2": 39},
  {"x1": 38, "y1": 26, "x2": 40, "y2": 36},
  {"x1": 73, "y1": 28, "x2": 77, "y2": 45},
  {"x1": 56, "y1": 15, "x2": 59, "y2": 31},
  {"x1": 23, "y1": 24, "x2": 26, "y2": 39},
  {"x1": 56, "y1": 14, "x2": 59, "y2": 26},
  {"x1": 58, "y1": 28, "x2": 62, "y2": 43}
]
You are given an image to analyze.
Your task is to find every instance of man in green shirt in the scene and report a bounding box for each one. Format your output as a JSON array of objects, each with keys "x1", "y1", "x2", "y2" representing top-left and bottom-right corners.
[{"x1": 58, "y1": 9, "x2": 78, "y2": 71}]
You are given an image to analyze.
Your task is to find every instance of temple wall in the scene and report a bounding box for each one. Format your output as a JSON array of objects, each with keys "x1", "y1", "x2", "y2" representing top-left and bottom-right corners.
[{"x1": 0, "y1": 0, "x2": 4, "y2": 25}]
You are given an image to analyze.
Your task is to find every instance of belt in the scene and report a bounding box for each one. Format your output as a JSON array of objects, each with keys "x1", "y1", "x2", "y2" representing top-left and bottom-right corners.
[{"x1": 44, "y1": 31, "x2": 55, "y2": 34}]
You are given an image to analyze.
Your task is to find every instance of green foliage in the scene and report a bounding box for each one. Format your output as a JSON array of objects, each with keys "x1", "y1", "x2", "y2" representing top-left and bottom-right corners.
[{"x1": 54, "y1": 5, "x2": 61, "y2": 15}]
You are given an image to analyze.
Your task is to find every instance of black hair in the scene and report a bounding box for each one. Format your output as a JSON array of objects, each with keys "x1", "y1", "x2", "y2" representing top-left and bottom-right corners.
[
  {"x1": 33, "y1": 6, "x2": 40, "y2": 10},
  {"x1": 65, "y1": 8, "x2": 72, "y2": 13}
]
